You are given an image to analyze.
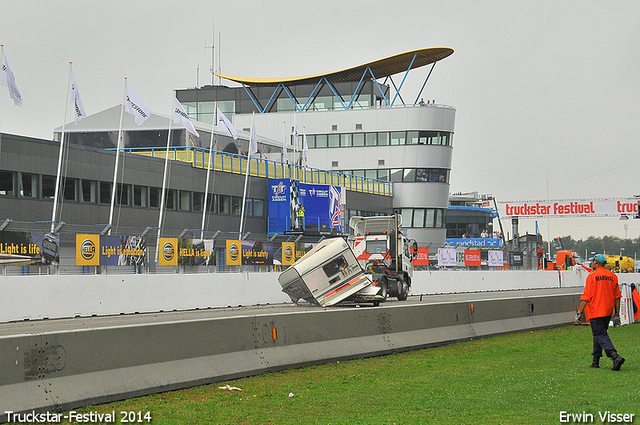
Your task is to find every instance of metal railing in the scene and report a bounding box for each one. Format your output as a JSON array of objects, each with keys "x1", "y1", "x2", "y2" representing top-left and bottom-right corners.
[{"x1": 120, "y1": 146, "x2": 393, "y2": 197}]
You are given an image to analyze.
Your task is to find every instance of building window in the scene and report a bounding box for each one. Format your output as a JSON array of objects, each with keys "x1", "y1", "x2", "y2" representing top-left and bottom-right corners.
[
  {"x1": 353, "y1": 133, "x2": 364, "y2": 147},
  {"x1": 407, "y1": 131, "x2": 419, "y2": 145},
  {"x1": 133, "y1": 185, "x2": 147, "y2": 207},
  {"x1": 340, "y1": 133, "x2": 352, "y2": 147},
  {"x1": 365, "y1": 133, "x2": 377, "y2": 146},
  {"x1": 243, "y1": 198, "x2": 253, "y2": 217},
  {"x1": 391, "y1": 131, "x2": 405, "y2": 145},
  {"x1": 254, "y1": 199, "x2": 265, "y2": 217},
  {"x1": 231, "y1": 196, "x2": 242, "y2": 216},
  {"x1": 19, "y1": 173, "x2": 38, "y2": 198},
  {"x1": 116, "y1": 183, "x2": 130, "y2": 206},
  {"x1": 315, "y1": 134, "x2": 327, "y2": 148},
  {"x1": 328, "y1": 134, "x2": 339, "y2": 148},
  {"x1": 413, "y1": 209, "x2": 425, "y2": 227},
  {"x1": 219, "y1": 195, "x2": 230, "y2": 215},
  {"x1": 403, "y1": 169, "x2": 416, "y2": 182},
  {"x1": 193, "y1": 192, "x2": 204, "y2": 212},
  {"x1": 179, "y1": 191, "x2": 191, "y2": 211},
  {"x1": 82, "y1": 180, "x2": 98, "y2": 203},
  {"x1": 306, "y1": 135, "x2": 316, "y2": 148},
  {"x1": 165, "y1": 189, "x2": 177, "y2": 210},
  {"x1": 63, "y1": 178, "x2": 79, "y2": 202},
  {"x1": 41, "y1": 175, "x2": 56, "y2": 199},
  {"x1": 378, "y1": 132, "x2": 389, "y2": 146},
  {"x1": 149, "y1": 187, "x2": 161, "y2": 208},
  {"x1": 0, "y1": 171, "x2": 16, "y2": 196}
]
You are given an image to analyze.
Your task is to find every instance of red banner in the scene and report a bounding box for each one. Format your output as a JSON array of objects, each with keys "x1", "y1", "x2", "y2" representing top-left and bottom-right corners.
[
  {"x1": 465, "y1": 249, "x2": 481, "y2": 267},
  {"x1": 412, "y1": 246, "x2": 429, "y2": 265}
]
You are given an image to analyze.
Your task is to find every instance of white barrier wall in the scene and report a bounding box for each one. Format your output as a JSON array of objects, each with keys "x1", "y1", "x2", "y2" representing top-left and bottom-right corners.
[
  {"x1": 411, "y1": 268, "x2": 588, "y2": 294},
  {"x1": 1, "y1": 268, "x2": 634, "y2": 324}
]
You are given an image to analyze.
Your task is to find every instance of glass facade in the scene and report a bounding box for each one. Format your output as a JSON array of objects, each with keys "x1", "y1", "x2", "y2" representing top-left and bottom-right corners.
[
  {"x1": 0, "y1": 169, "x2": 266, "y2": 218},
  {"x1": 305, "y1": 131, "x2": 452, "y2": 148}
]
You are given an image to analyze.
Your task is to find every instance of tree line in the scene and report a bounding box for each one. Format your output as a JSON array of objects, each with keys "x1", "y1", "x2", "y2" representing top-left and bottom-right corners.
[{"x1": 545, "y1": 236, "x2": 639, "y2": 261}]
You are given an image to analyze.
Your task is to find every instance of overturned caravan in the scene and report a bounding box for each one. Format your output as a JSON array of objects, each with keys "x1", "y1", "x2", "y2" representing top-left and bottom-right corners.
[{"x1": 278, "y1": 237, "x2": 383, "y2": 307}]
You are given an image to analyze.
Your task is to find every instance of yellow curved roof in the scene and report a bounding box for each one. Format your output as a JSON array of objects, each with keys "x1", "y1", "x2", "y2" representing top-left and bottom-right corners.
[{"x1": 216, "y1": 47, "x2": 453, "y2": 87}]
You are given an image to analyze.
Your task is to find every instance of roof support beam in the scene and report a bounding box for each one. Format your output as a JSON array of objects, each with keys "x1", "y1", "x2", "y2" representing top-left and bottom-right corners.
[
  {"x1": 241, "y1": 84, "x2": 265, "y2": 113},
  {"x1": 390, "y1": 52, "x2": 417, "y2": 106},
  {"x1": 414, "y1": 62, "x2": 437, "y2": 106}
]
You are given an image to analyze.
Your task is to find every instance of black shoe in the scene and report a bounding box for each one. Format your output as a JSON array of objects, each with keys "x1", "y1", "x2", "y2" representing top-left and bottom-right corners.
[
  {"x1": 590, "y1": 357, "x2": 600, "y2": 368},
  {"x1": 612, "y1": 356, "x2": 625, "y2": 371}
]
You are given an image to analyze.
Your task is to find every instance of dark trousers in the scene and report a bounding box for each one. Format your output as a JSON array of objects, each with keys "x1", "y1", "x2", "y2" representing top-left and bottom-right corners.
[{"x1": 589, "y1": 316, "x2": 616, "y2": 358}]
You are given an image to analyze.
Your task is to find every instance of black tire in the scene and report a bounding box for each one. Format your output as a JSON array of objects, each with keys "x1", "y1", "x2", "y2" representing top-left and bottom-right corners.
[
  {"x1": 397, "y1": 278, "x2": 409, "y2": 301},
  {"x1": 379, "y1": 275, "x2": 388, "y2": 300}
]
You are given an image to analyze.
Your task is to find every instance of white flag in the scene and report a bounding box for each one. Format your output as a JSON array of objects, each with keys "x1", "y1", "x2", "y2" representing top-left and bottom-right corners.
[
  {"x1": 217, "y1": 107, "x2": 237, "y2": 140},
  {"x1": 303, "y1": 132, "x2": 309, "y2": 167},
  {"x1": 124, "y1": 85, "x2": 150, "y2": 126},
  {"x1": 249, "y1": 114, "x2": 258, "y2": 156},
  {"x1": 71, "y1": 72, "x2": 86, "y2": 124},
  {"x1": 174, "y1": 97, "x2": 199, "y2": 137},
  {"x1": 1, "y1": 50, "x2": 22, "y2": 106}
]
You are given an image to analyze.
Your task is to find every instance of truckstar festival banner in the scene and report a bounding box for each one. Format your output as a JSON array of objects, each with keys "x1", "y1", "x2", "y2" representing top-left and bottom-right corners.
[{"x1": 497, "y1": 198, "x2": 639, "y2": 218}]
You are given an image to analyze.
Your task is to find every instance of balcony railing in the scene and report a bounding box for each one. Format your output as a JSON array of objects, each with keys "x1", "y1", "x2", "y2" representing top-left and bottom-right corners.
[{"x1": 120, "y1": 146, "x2": 393, "y2": 197}]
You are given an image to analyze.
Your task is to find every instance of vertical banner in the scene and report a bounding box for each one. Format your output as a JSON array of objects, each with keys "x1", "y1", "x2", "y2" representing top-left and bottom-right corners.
[
  {"x1": 455, "y1": 247, "x2": 466, "y2": 267},
  {"x1": 465, "y1": 249, "x2": 482, "y2": 267},
  {"x1": 158, "y1": 237, "x2": 178, "y2": 266},
  {"x1": 76, "y1": 234, "x2": 99, "y2": 266},
  {"x1": 226, "y1": 239, "x2": 242, "y2": 266},
  {"x1": 282, "y1": 242, "x2": 296, "y2": 266},
  {"x1": 437, "y1": 248, "x2": 456, "y2": 267},
  {"x1": 411, "y1": 246, "x2": 430, "y2": 266},
  {"x1": 488, "y1": 250, "x2": 504, "y2": 267}
]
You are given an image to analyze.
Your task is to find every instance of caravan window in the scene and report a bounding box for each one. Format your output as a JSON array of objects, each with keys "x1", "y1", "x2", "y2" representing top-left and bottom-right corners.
[{"x1": 322, "y1": 256, "x2": 347, "y2": 277}]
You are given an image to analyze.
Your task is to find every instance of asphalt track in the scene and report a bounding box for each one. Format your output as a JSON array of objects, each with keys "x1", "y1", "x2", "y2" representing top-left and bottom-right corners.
[{"x1": 0, "y1": 287, "x2": 582, "y2": 423}]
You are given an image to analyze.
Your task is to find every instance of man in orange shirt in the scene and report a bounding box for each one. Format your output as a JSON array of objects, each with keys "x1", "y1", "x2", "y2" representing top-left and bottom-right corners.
[{"x1": 576, "y1": 254, "x2": 625, "y2": 371}]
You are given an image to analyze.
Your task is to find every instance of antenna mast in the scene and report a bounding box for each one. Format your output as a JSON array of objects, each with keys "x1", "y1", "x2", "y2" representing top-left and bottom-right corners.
[{"x1": 205, "y1": 19, "x2": 215, "y2": 86}]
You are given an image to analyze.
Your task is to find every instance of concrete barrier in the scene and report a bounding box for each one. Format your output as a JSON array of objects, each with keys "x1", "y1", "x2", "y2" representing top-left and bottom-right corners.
[
  {"x1": 0, "y1": 288, "x2": 581, "y2": 422},
  {"x1": 0, "y1": 269, "x2": 599, "y2": 323}
]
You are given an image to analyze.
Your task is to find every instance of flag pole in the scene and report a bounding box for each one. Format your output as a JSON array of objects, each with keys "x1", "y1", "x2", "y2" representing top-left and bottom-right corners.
[
  {"x1": 51, "y1": 62, "x2": 73, "y2": 232},
  {"x1": 239, "y1": 112, "x2": 255, "y2": 235},
  {"x1": 108, "y1": 78, "x2": 128, "y2": 235},
  {"x1": 200, "y1": 101, "x2": 216, "y2": 239},
  {"x1": 155, "y1": 93, "x2": 175, "y2": 264}
]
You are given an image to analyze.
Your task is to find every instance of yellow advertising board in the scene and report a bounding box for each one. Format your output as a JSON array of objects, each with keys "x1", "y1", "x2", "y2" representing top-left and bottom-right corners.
[
  {"x1": 158, "y1": 238, "x2": 178, "y2": 266},
  {"x1": 76, "y1": 234, "x2": 100, "y2": 266},
  {"x1": 226, "y1": 239, "x2": 242, "y2": 266},
  {"x1": 282, "y1": 242, "x2": 295, "y2": 266}
]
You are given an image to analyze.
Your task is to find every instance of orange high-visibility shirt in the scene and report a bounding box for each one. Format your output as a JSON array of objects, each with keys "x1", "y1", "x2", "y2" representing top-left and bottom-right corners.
[
  {"x1": 632, "y1": 287, "x2": 640, "y2": 321},
  {"x1": 580, "y1": 267, "x2": 621, "y2": 320}
]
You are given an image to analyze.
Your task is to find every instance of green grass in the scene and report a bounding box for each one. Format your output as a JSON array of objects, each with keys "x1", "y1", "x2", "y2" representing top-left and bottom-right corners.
[{"x1": 27, "y1": 324, "x2": 639, "y2": 425}]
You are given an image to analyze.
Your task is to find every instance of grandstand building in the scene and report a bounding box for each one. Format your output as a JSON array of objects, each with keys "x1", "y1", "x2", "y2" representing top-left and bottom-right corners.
[{"x1": 177, "y1": 47, "x2": 456, "y2": 247}]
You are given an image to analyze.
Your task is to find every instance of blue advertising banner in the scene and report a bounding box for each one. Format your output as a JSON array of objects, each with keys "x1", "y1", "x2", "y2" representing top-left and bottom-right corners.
[
  {"x1": 446, "y1": 238, "x2": 503, "y2": 249},
  {"x1": 268, "y1": 179, "x2": 344, "y2": 234}
]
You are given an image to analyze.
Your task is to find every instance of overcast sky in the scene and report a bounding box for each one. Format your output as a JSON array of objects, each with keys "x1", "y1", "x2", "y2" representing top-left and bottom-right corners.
[{"x1": 2, "y1": 1, "x2": 640, "y2": 243}]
